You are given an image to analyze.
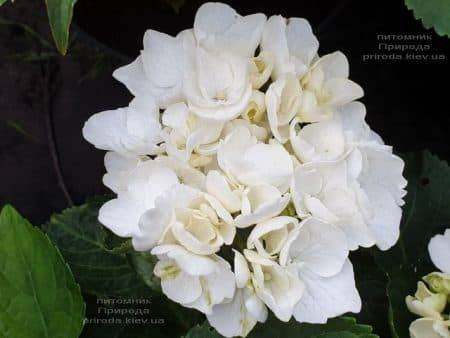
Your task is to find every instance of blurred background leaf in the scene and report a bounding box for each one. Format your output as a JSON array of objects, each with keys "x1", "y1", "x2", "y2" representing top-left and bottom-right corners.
[
  {"x1": 405, "y1": 0, "x2": 450, "y2": 37},
  {"x1": 374, "y1": 151, "x2": 450, "y2": 337}
]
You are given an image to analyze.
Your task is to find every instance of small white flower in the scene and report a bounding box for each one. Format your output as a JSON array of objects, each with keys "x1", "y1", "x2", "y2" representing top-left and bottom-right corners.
[
  {"x1": 289, "y1": 117, "x2": 346, "y2": 163},
  {"x1": 241, "y1": 90, "x2": 267, "y2": 124},
  {"x1": 207, "y1": 251, "x2": 268, "y2": 338},
  {"x1": 102, "y1": 152, "x2": 148, "y2": 194},
  {"x1": 184, "y1": 45, "x2": 252, "y2": 122},
  {"x1": 424, "y1": 272, "x2": 450, "y2": 296},
  {"x1": 155, "y1": 155, "x2": 206, "y2": 190},
  {"x1": 297, "y1": 52, "x2": 363, "y2": 122},
  {"x1": 291, "y1": 158, "x2": 376, "y2": 250},
  {"x1": 406, "y1": 282, "x2": 447, "y2": 319},
  {"x1": 218, "y1": 126, "x2": 293, "y2": 191},
  {"x1": 261, "y1": 15, "x2": 319, "y2": 79},
  {"x1": 247, "y1": 216, "x2": 299, "y2": 259},
  {"x1": 98, "y1": 160, "x2": 178, "y2": 238},
  {"x1": 161, "y1": 102, "x2": 224, "y2": 162},
  {"x1": 409, "y1": 317, "x2": 450, "y2": 338},
  {"x1": 82, "y1": 96, "x2": 162, "y2": 156},
  {"x1": 244, "y1": 249, "x2": 304, "y2": 322},
  {"x1": 152, "y1": 244, "x2": 235, "y2": 314},
  {"x1": 134, "y1": 184, "x2": 235, "y2": 254},
  {"x1": 113, "y1": 29, "x2": 192, "y2": 109},
  {"x1": 206, "y1": 170, "x2": 290, "y2": 228},
  {"x1": 279, "y1": 217, "x2": 360, "y2": 324},
  {"x1": 194, "y1": 2, "x2": 266, "y2": 58},
  {"x1": 236, "y1": 185, "x2": 291, "y2": 228}
]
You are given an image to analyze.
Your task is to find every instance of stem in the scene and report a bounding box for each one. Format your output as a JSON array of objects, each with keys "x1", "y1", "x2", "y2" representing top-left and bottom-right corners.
[{"x1": 42, "y1": 61, "x2": 74, "y2": 207}]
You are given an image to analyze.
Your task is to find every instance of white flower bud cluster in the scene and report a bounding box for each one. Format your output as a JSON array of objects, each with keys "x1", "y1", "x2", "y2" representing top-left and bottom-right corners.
[
  {"x1": 83, "y1": 3, "x2": 407, "y2": 337},
  {"x1": 407, "y1": 230, "x2": 450, "y2": 338}
]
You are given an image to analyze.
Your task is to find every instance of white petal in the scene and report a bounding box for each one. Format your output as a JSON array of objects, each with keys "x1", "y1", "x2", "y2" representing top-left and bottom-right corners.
[
  {"x1": 234, "y1": 250, "x2": 251, "y2": 288},
  {"x1": 358, "y1": 147, "x2": 407, "y2": 206},
  {"x1": 207, "y1": 289, "x2": 259, "y2": 338},
  {"x1": 314, "y1": 51, "x2": 349, "y2": 79},
  {"x1": 282, "y1": 217, "x2": 348, "y2": 277},
  {"x1": 112, "y1": 56, "x2": 152, "y2": 97},
  {"x1": 82, "y1": 105, "x2": 161, "y2": 156},
  {"x1": 205, "y1": 257, "x2": 236, "y2": 304},
  {"x1": 261, "y1": 16, "x2": 292, "y2": 79},
  {"x1": 245, "y1": 293, "x2": 268, "y2": 323},
  {"x1": 132, "y1": 204, "x2": 173, "y2": 251},
  {"x1": 171, "y1": 220, "x2": 221, "y2": 255},
  {"x1": 254, "y1": 264, "x2": 304, "y2": 322},
  {"x1": 127, "y1": 161, "x2": 179, "y2": 207},
  {"x1": 364, "y1": 183, "x2": 402, "y2": 251},
  {"x1": 285, "y1": 18, "x2": 319, "y2": 67},
  {"x1": 247, "y1": 216, "x2": 299, "y2": 257},
  {"x1": 294, "y1": 260, "x2": 361, "y2": 324},
  {"x1": 323, "y1": 78, "x2": 364, "y2": 106},
  {"x1": 235, "y1": 192, "x2": 290, "y2": 228},
  {"x1": 194, "y1": 2, "x2": 237, "y2": 40},
  {"x1": 162, "y1": 102, "x2": 189, "y2": 130},
  {"x1": 103, "y1": 152, "x2": 142, "y2": 193},
  {"x1": 152, "y1": 244, "x2": 217, "y2": 276},
  {"x1": 266, "y1": 74, "x2": 301, "y2": 143},
  {"x1": 156, "y1": 156, "x2": 206, "y2": 190},
  {"x1": 206, "y1": 171, "x2": 241, "y2": 213},
  {"x1": 291, "y1": 119, "x2": 345, "y2": 163},
  {"x1": 140, "y1": 29, "x2": 186, "y2": 107},
  {"x1": 237, "y1": 143, "x2": 294, "y2": 188},
  {"x1": 98, "y1": 193, "x2": 143, "y2": 237},
  {"x1": 159, "y1": 269, "x2": 203, "y2": 304},
  {"x1": 410, "y1": 318, "x2": 450, "y2": 338},
  {"x1": 429, "y1": 230, "x2": 450, "y2": 274}
]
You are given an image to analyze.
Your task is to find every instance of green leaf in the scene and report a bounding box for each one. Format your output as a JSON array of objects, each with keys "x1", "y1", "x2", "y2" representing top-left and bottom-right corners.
[
  {"x1": 45, "y1": 199, "x2": 154, "y2": 298},
  {"x1": 45, "y1": 0, "x2": 77, "y2": 54},
  {"x1": 185, "y1": 317, "x2": 378, "y2": 338},
  {"x1": 351, "y1": 250, "x2": 390, "y2": 338},
  {"x1": 374, "y1": 151, "x2": 450, "y2": 337},
  {"x1": 128, "y1": 252, "x2": 161, "y2": 292},
  {"x1": 0, "y1": 0, "x2": 8, "y2": 7},
  {"x1": 405, "y1": 0, "x2": 450, "y2": 37},
  {"x1": 0, "y1": 205, "x2": 85, "y2": 338}
]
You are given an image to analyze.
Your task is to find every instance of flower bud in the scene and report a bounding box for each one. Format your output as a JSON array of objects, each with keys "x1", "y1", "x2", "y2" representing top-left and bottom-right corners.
[{"x1": 424, "y1": 272, "x2": 450, "y2": 296}]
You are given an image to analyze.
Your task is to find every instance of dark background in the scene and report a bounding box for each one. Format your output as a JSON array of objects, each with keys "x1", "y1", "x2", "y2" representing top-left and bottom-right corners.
[{"x1": 0, "y1": 0, "x2": 449, "y2": 226}]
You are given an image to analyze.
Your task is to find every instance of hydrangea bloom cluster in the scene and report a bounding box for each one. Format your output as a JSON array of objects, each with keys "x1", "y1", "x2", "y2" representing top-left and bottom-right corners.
[
  {"x1": 406, "y1": 230, "x2": 450, "y2": 338},
  {"x1": 83, "y1": 3, "x2": 407, "y2": 337}
]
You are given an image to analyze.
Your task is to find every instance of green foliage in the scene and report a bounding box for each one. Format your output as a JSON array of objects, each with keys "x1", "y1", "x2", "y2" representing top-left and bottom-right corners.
[
  {"x1": 0, "y1": 205, "x2": 85, "y2": 338},
  {"x1": 185, "y1": 316, "x2": 378, "y2": 338},
  {"x1": 405, "y1": 0, "x2": 450, "y2": 37},
  {"x1": 45, "y1": 198, "x2": 156, "y2": 298},
  {"x1": 374, "y1": 151, "x2": 450, "y2": 337},
  {"x1": 351, "y1": 250, "x2": 390, "y2": 337},
  {"x1": 45, "y1": 0, "x2": 77, "y2": 54}
]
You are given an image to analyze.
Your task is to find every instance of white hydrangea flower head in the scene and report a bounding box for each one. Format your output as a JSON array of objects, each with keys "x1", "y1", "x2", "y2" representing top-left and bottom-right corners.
[
  {"x1": 152, "y1": 244, "x2": 235, "y2": 314},
  {"x1": 82, "y1": 2, "x2": 408, "y2": 336}
]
